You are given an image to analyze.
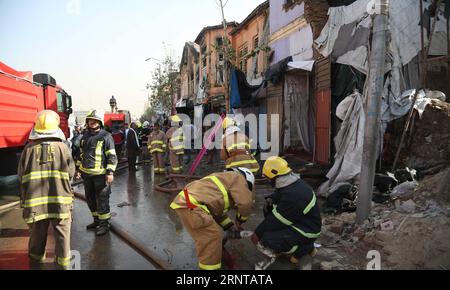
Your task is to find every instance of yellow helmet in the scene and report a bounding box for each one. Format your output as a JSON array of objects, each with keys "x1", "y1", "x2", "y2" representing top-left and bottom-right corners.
[
  {"x1": 171, "y1": 115, "x2": 182, "y2": 123},
  {"x1": 34, "y1": 110, "x2": 60, "y2": 134},
  {"x1": 262, "y1": 156, "x2": 292, "y2": 180},
  {"x1": 222, "y1": 117, "x2": 236, "y2": 130}
]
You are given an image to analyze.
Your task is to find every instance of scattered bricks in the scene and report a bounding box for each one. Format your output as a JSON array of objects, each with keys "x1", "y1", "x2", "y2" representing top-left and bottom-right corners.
[
  {"x1": 320, "y1": 261, "x2": 342, "y2": 271},
  {"x1": 328, "y1": 221, "x2": 344, "y2": 235},
  {"x1": 374, "y1": 219, "x2": 383, "y2": 228},
  {"x1": 353, "y1": 227, "x2": 366, "y2": 240},
  {"x1": 397, "y1": 200, "x2": 417, "y2": 214},
  {"x1": 381, "y1": 220, "x2": 395, "y2": 231}
]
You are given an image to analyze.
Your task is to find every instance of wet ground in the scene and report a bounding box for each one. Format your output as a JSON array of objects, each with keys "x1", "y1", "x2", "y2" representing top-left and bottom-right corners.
[{"x1": 0, "y1": 153, "x2": 311, "y2": 270}]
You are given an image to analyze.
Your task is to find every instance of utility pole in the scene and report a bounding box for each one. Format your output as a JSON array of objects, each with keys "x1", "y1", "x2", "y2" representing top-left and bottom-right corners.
[
  {"x1": 356, "y1": 0, "x2": 389, "y2": 224},
  {"x1": 218, "y1": 0, "x2": 230, "y2": 113}
]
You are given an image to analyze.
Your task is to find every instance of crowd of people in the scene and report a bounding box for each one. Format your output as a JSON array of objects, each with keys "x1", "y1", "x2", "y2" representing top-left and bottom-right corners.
[{"x1": 17, "y1": 110, "x2": 322, "y2": 270}]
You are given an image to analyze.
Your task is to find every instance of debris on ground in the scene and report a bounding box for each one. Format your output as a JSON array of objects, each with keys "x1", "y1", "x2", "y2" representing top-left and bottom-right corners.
[
  {"x1": 117, "y1": 202, "x2": 132, "y2": 208},
  {"x1": 318, "y1": 166, "x2": 450, "y2": 270}
]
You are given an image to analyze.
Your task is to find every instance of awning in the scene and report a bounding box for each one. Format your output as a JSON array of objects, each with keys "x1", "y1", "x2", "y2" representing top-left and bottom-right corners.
[{"x1": 287, "y1": 60, "x2": 315, "y2": 72}]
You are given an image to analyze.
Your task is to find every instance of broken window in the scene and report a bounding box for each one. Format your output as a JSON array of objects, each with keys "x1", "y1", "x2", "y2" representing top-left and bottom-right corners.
[
  {"x1": 252, "y1": 36, "x2": 260, "y2": 78},
  {"x1": 201, "y1": 45, "x2": 207, "y2": 69},
  {"x1": 239, "y1": 44, "x2": 248, "y2": 75},
  {"x1": 216, "y1": 37, "x2": 223, "y2": 47}
]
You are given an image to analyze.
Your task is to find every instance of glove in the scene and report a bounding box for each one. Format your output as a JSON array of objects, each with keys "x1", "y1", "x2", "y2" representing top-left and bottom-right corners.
[
  {"x1": 226, "y1": 226, "x2": 242, "y2": 240},
  {"x1": 263, "y1": 198, "x2": 274, "y2": 218},
  {"x1": 250, "y1": 233, "x2": 260, "y2": 245}
]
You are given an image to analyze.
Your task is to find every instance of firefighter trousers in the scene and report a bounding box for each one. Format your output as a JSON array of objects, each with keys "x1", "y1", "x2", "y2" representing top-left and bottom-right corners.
[
  {"x1": 152, "y1": 152, "x2": 165, "y2": 174},
  {"x1": 175, "y1": 208, "x2": 223, "y2": 270},
  {"x1": 28, "y1": 217, "x2": 72, "y2": 269},
  {"x1": 83, "y1": 174, "x2": 111, "y2": 225},
  {"x1": 169, "y1": 150, "x2": 183, "y2": 173},
  {"x1": 260, "y1": 227, "x2": 316, "y2": 259}
]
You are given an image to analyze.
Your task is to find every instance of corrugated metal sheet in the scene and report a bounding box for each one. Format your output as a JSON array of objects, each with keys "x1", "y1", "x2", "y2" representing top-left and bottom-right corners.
[
  {"x1": 316, "y1": 57, "x2": 331, "y2": 90},
  {"x1": 266, "y1": 81, "x2": 283, "y2": 147},
  {"x1": 314, "y1": 57, "x2": 331, "y2": 164},
  {"x1": 315, "y1": 89, "x2": 331, "y2": 164}
]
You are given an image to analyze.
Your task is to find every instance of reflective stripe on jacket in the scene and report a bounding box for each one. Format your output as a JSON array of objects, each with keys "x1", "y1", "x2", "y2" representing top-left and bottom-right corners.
[
  {"x1": 255, "y1": 179, "x2": 322, "y2": 240},
  {"x1": 170, "y1": 172, "x2": 254, "y2": 229},
  {"x1": 221, "y1": 131, "x2": 260, "y2": 173},
  {"x1": 166, "y1": 127, "x2": 185, "y2": 155},
  {"x1": 148, "y1": 131, "x2": 167, "y2": 154},
  {"x1": 18, "y1": 140, "x2": 75, "y2": 224},
  {"x1": 77, "y1": 130, "x2": 118, "y2": 176}
]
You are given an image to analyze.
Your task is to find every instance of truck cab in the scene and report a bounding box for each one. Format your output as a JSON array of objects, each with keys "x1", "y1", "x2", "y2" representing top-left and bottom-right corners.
[{"x1": 0, "y1": 62, "x2": 73, "y2": 176}]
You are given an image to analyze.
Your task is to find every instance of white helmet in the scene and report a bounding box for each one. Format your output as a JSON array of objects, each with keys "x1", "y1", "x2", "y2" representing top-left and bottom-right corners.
[
  {"x1": 232, "y1": 167, "x2": 255, "y2": 191},
  {"x1": 86, "y1": 110, "x2": 105, "y2": 127},
  {"x1": 143, "y1": 121, "x2": 150, "y2": 129}
]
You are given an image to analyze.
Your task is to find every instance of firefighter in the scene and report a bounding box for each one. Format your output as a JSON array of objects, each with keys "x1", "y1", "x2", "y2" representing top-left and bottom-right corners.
[
  {"x1": 220, "y1": 117, "x2": 260, "y2": 174},
  {"x1": 18, "y1": 110, "x2": 75, "y2": 269},
  {"x1": 166, "y1": 115, "x2": 185, "y2": 174},
  {"x1": 251, "y1": 156, "x2": 321, "y2": 265},
  {"x1": 75, "y1": 110, "x2": 118, "y2": 236},
  {"x1": 148, "y1": 122, "x2": 167, "y2": 175},
  {"x1": 170, "y1": 168, "x2": 255, "y2": 270}
]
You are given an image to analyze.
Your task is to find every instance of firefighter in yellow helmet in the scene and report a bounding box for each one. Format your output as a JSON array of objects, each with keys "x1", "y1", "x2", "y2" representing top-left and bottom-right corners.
[
  {"x1": 250, "y1": 156, "x2": 321, "y2": 266},
  {"x1": 18, "y1": 110, "x2": 75, "y2": 269},
  {"x1": 166, "y1": 115, "x2": 185, "y2": 174},
  {"x1": 148, "y1": 122, "x2": 167, "y2": 175},
  {"x1": 220, "y1": 117, "x2": 260, "y2": 174},
  {"x1": 170, "y1": 167, "x2": 255, "y2": 270}
]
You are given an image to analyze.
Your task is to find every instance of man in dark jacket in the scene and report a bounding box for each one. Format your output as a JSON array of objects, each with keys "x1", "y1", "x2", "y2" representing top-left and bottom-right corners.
[
  {"x1": 126, "y1": 122, "x2": 140, "y2": 171},
  {"x1": 251, "y1": 156, "x2": 321, "y2": 265},
  {"x1": 75, "y1": 110, "x2": 118, "y2": 236}
]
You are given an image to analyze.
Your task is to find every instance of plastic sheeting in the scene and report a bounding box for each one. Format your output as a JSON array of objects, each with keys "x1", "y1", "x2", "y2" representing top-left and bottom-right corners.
[
  {"x1": 315, "y1": 0, "x2": 447, "y2": 73},
  {"x1": 287, "y1": 61, "x2": 315, "y2": 72},
  {"x1": 382, "y1": 89, "x2": 447, "y2": 122},
  {"x1": 319, "y1": 88, "x2": 447, "y2": 197},
  {"x1": 318, "y1": 92, "x2": 365, "y2": 197},
  {"x1": 283, "y1": 72, "x2": 315, "y2": 153}
]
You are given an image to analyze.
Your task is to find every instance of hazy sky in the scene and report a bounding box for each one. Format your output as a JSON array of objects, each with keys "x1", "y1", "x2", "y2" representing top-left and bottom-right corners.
[{"x1": 0, "y1": 0, "x2": 265, "y2": 119}]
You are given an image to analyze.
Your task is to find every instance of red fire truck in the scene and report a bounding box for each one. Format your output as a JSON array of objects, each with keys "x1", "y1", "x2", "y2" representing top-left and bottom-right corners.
[{"x1": 0, "y1": 61, "x2": 73, "y2": 176}]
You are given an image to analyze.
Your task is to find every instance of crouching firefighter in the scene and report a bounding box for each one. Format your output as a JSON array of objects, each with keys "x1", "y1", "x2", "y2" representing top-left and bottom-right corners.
[
  {"x1": 251, "y1": 157, "x2": 321, "y2": 265},
  {"x1": 75, "y1": 110, "x2": 118, "y2": 236},
  {"x1": 18, "y1": 110, "x2": 75, "y2": 269},
  {"x1": 220, "y1": 117, "x2": 259, "y2": 174},
  {"x1": 170, "y1": 168, "x2": 255, "y2": 270}
]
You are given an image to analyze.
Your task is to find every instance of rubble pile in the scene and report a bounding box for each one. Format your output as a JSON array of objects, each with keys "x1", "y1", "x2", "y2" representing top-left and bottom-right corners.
[
  {"x1": 318, "y1": 168, "x2": 450, "y2": 270},
  {"x1": 393, "y1": 99, "x2": 450, "y2": 172}
]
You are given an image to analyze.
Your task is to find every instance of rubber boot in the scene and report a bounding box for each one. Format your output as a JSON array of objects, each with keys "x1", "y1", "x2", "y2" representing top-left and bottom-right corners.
[
  {"x1": 86, "y1": 218, "x2": 99, "y2": 231},
  {"x1": 96, "y1": 221, "x2": 111, "y2": 236}
]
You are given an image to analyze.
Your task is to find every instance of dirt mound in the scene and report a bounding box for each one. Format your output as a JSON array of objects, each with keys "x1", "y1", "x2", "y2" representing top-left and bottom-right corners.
[{"x1": 393, "y1": 100, "x2": 450, "y2": 171}]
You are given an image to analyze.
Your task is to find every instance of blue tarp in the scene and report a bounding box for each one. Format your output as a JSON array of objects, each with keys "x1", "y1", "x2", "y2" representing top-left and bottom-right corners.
[{"x1": 230, "y1": 68, "x2": 241, "y2": 109}]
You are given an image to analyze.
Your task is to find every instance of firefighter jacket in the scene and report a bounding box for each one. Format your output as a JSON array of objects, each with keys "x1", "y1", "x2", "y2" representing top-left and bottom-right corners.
[
  {"x1": 148, "y1": 130, "x2": 167, "y2": 154},
  {"x1": 170, "y1": 172, "x2": 254, "y2": 230},
  {"x1": 166, "y1": 127, "x2": 185, "y2": 155},
  {"x1": 77, "y1": 130, "x2": 118, "y2": 176},
  {"x1": 220, "y1": 131, "x2": 260, "y2": 173},
  {"x1": 140, "y1": 128, "x2": 151, "y2": 146},
  {"x1": 255, "y1": 178, "x2": 322, "y2": 240},
  {"x1": 18, "y1": 139, "x2": 75, "y2": 224}
]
